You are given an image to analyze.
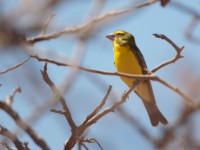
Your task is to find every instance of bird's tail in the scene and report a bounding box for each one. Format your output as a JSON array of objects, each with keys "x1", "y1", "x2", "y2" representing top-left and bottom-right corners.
[{"x1": 143, "y1": 101, "x2": 168, "y2": 126}]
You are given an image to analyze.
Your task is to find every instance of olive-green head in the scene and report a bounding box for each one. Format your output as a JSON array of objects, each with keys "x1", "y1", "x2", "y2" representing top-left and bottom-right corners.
[{"x1": 106, "y1": 30, "x2": 136, "y2": 47}]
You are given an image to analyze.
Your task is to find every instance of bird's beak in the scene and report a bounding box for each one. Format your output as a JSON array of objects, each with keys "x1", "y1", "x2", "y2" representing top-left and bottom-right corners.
[{"x1": 106, "y1": 33, "x2": 115, "y2": 41}]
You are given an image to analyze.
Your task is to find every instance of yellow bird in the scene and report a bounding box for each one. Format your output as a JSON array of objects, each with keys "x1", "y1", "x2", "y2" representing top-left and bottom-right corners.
[{"x1": 106, "y1": 30, "x2": 168, "y2": 126}]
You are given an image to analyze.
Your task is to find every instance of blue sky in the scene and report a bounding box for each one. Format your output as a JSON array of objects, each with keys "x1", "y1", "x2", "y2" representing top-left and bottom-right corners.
[{"x1": 0, "y1": 0, "x2": 200, "y2": 150}]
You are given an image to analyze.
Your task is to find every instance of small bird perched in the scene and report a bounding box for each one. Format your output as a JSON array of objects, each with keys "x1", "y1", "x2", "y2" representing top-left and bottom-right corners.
[{"x1": 106, "y1": 30, "x2": 168, "y2": 126}]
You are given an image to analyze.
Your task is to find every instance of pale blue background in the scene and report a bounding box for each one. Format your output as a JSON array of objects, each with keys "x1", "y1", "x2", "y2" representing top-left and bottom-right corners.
[{"x1": 0, "y1": 0, "x2": 200, "y2": 150}]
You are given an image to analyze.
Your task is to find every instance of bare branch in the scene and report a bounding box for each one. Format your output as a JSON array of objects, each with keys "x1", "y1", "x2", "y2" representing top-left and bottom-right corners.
[
  {"x1": 0, "y1": 57, "x2": 30, "y2": 75},
  {"x1": 63, "y1": 81, "x2": 139, "y2": 149},
  {"x1": 171, "y1": 1, "x2": 200, "y2": 17},
  {"x1": 1, "y1": 1, "x2": 200, "y2": 150},
  {"x1": 79, "y1": 142, "x2": 89, "y2": 150},
  {"x1": 29, "y1": 29, "x2": 195, "y2": 149},
  {"x1": 170, "y1": 1, "x2": 200, "y2": 44},
  {"x1": 185, "y1": 16, "x2": 200, "y2": 44},
  {"x1": 63, "y1": 84, "x2": 115, "y2": 150},
  {"x1": 82, "y1": 85, "x2": 112, "y2": 125},
  {"x1": 26, "y1": 0, "x2": 158, "y2": 44},
  {"x1": 50, "y1": 109, "x2": 66, "y2": 115},
  {"x1": 40, "y1": 63, "x2": 77, "y2": 130},
  {"x1": 153, "y1": 75, "x2": 195, "y2": 106},
  {"x1": 0, "y1": 101, "x2": 50, "y2": 150},
  {"x1": 5, "y1": 86, "x2": 21, "y2": 105},
  {"x1": 0, "y1": 141, "x2": 14, "y2": 150},
  {"x1": 77, "y1": 137, "x2": 103, "y2": 150},
  {"x1": 31, "y1": 55, "x2": 192, "y2": 104},
  {"x1": 84, "y1": 80, "x2": 139, "y2": 128},
  {"x1": 154, "y1": 102, "x2": 200, "y2": 149},
  {"x1": 152, "y1": 34, "x2": 184, "y2": 73},
  {"x1": 40, "y1": 13, "x2": 55, "y2": 35},
  {"x1": 0, "y1": 125, "x2": 25, "y2": 150},
  {"x1": 23, "y1": 141, "x2": 30, "y2": 150},
  {"x1": 30, "y1": 55, "x2": 156, "y2": 80}
]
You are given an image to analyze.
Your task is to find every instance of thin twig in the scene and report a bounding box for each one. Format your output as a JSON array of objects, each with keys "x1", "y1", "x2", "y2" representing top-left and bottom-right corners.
[
  {"x1": 77, "y1": 137, "x2": 103, "y2": 150},
  {"x1": 31, "y1": 32, "x2": 194, "y2": 149},
  {"x1": 23, "y1": 141, "x2": 30, "y2": 150},
  {"x1": 79, "y1": 142, "x2": 89, "y2": 150},
  {"x1": 26, "y1": 0, "x2": 158, "y2": 44},
  {"x1": 5, "y1": 86, "x2": 21, "y2": 105},
  {"x1": 0, "y1": 57, "x2": 30, "y2": 75},
  {"x1": 0, "y1": 101, "x2": 50, "y2": 150},
  {"x1": 154, "y1": 102, "x2": 200, "y2": 148},
  {"x1": 170, "y1": 1, "x2": 200, "y2": 44},
  {"x1": 63, "y1": 84, "x2": 115, "y2": 150},
  {"x1": 82, "y1": 85, "x2": 112, "y2": 125},
  {"x1": 50, "y1": 109, "x2": 66, "y2": 115},
  {"x1": 185, "y1": 16, "x2": 200, "y2": 44},
  {"x1": 40, "y1": 13, "x2": 55, "y2": 35},
  {"x1": 152, "y1": 34, "x2": 184, "y2": 73},
  {"x1": 63, "y1": 81, "x2": 139, "y2": 150},
  {"x1": 155, "y1": 76, "x2": 194, "y2": 106},
  {"x1": 0, "y1": 141, "x2": 13, "y2": 150},
  {"x1": 0, "y1": 125, "x2": 25, "y2": 150},
  {"x1": 85, "y1": 81, "x2": 139, "y2": 128},
  {"x1": 171, "y1": 1, "x2": 200, "y2": 17},
  {"x1": 30, "y1": 55, "x2": 156, "y2": 80},
  {"x1": 154, "y1": 76, "x2": 194, "y2": 105},
  {"x1": 40, "y1": 63, "x2": 77, "y2": 130},
  {"x1": 31, "y1": 55, "x2": 192, "y2": 104},
  {"x1": 67, "y1": 81, "x2": 138, "y2": 150}
]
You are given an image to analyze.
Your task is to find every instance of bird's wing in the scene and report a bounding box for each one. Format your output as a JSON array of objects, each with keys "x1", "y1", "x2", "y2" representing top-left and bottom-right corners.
[
  {"x1": 131, "y1": 45, "x2": 148, "y2": 74},
  {"x1": 131, "y1": 45, "x2": 156, "y2": 104},
  {"x1": 130, "y1": 43, "x2": 167, "y2": 126}
]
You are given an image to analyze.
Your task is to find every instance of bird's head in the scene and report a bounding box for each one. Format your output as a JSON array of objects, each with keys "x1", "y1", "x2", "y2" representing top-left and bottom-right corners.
[{"x1": 106, "y1": 30, "x2": 135, "y2": 46}]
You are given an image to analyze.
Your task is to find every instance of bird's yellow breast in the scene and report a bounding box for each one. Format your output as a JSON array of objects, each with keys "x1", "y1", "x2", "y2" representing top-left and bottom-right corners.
[{"x1": 113, "y1": 43, "x2": 142, "y2": 87}]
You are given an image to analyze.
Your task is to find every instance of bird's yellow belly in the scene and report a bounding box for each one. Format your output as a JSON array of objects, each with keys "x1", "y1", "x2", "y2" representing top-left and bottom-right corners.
[{"x1": 114, "y1": 45, "x2": 142, "y2": 87}]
